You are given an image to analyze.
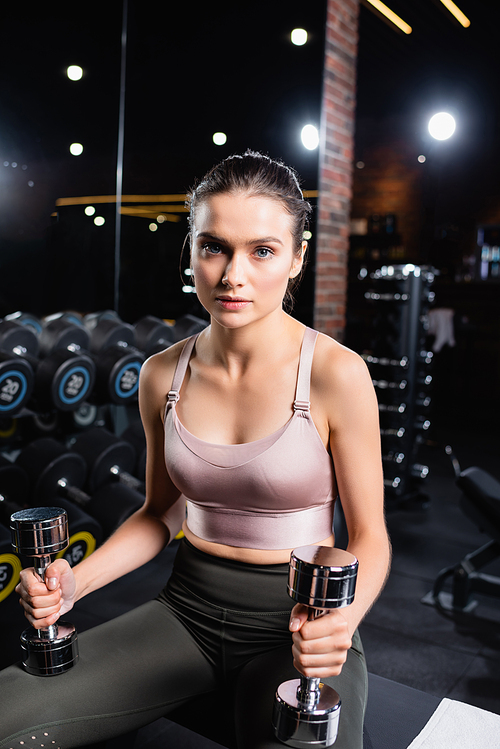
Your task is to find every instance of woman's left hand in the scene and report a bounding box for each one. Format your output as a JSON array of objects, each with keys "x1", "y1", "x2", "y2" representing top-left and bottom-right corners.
[{"x1": 289, "y1": 603, "x2": 352, "y2": 678}]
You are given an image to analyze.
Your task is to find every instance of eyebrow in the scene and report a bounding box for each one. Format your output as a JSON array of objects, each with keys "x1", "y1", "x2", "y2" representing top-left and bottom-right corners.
[{"x1": 196, "y1": 231, "x2": 284, "y2": 246}]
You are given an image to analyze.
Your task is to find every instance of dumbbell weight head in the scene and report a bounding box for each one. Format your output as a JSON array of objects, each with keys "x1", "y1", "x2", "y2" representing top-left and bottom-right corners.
[
  {"x1": 134, "y1": 315, "x2": 175, "y2": 357},
  {"x1": 17, "y1": 437, "x2": 88, "y2": 505},
  {"x1": 71, "y1": 427, "x2": 136, "y2": 493},
  {"x1": 87, "y1": 318, "x2": 136, "y2": 354},
  {"x1": 84, "y1": 482, "x2": 144, "y2": 538},
  {"x1": 10, "y1": 507, "x2": 79, "y2": 675},
  {"x1": 43, "y1": 311, "x2": 84, "y2": 327},
  {"x1": 0, "y1": 320, "x2": 38, "y2": 416},
  {"x1": 17, "y1": 436, "x2": 143, "y2": 540},
  {"x1": 35, "y1": 318, "x2": 96, "y2": 411},
  {"x1": 0, "y1": 459, "x2": 102, "y2": 578},
  {"x1": 272, "y1": 547, "x2": 358, "y2": 749},
  {"x1": 51, "y1": 498, "x2": 103, "y2": 567},
  {"x1": 35, "y1": 349, "x2": 96, "y2": 411},
  {"x1": 287, "y1": 546, "x2": 358, "y2": 610},
  {"x1": 0, "y1": 459, "x2": 30, "y2": 605},
  {"x1": 0, "y1": 454, "x2": 29, "y2": 508},
  {"x1": 83, "y1": 310, "x2": 120, "y2": 332},
  {"x1": 171, "y1": 314, "x2": 208, "y2": 342},
  {"x1": 38, "y1": 318, "x2": 91, "y2": 358},
  {"x1": 4, "y1": 311, "x2": 43, "y2": 337},
  {"x1": 0, "y1": 523, "x2": 22, "y2": 605},
  {"x1": 92, "y1": 346, "x2": 143, "y2": 405}
]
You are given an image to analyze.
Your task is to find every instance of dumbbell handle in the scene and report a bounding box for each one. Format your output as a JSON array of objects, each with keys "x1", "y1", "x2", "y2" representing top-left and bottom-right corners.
[
  {"x1": 287, "y1": 546, "x2": 358, "y2": 711},
  {"x1": 31, "y1": 555, "x2": 59, "y2": 640},
  {"x1": 296, "y1": 607, "x2": 327, "y2": 708},
  {"x1": 57, "y1": 478, "x2": 91, "y2": 507}
]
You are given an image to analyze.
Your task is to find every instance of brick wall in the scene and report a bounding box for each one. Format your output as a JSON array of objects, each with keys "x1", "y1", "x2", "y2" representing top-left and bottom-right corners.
[
  {"x1": 351, "y1": 118, "x2": 425, "y2": 261},
  {"x1": 314, "y1": 0, "x2": 360, "y2": 341}
]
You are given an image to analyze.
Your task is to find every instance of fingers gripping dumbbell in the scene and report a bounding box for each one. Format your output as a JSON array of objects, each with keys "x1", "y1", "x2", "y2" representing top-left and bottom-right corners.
[
  {"x1": 272, "y1": 546, "x2": 358, "y2": 748},
  {"x1": 10, "y1": 507, "x2": 79, "y2": 676}
]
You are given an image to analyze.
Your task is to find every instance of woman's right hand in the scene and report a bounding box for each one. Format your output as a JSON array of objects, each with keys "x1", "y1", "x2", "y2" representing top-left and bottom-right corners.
[{"x1": 15, "y1": 558, "x2": 77, "y2": 629}]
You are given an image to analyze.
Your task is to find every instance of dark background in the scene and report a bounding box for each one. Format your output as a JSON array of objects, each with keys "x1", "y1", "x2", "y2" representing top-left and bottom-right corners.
[{"x1": 1, "y1": 0, "x2": 499, "y2": 325}]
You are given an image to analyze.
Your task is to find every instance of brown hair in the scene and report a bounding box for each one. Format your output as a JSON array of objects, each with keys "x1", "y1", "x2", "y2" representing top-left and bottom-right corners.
[{"x1": 186, "y1": 151, "x2": 312, "y2": 310}]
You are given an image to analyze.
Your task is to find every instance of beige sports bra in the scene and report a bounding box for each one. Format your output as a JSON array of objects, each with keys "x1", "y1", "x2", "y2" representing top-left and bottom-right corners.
[{"x1": 163, "y1": 327, "x2": 336, "y2": 550}]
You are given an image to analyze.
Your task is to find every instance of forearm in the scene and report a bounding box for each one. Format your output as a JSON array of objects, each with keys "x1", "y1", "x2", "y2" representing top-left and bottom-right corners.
[
  {"x1": 342, "y1": 529, "x2": 391, "y2": 637},
  {"x1": 72, "y1": 507, "x2": 171, "y2": 603}
]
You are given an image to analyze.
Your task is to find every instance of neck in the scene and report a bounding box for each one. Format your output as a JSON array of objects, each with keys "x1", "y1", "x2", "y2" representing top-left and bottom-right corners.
[{"x1": 202, "y1": 311, "x2": 298, "y2": 372}]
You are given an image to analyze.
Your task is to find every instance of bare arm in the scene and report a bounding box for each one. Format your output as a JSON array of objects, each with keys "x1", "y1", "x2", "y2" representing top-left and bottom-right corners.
[
  {"x1": 16, "y1": 347, "x2": 185, "y2": 629},
  {"x1": 291, "y1": 341, "x2": 391, "y2": 677}
]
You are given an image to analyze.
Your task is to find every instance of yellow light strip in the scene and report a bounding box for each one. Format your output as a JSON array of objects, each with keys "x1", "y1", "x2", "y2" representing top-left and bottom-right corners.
[
  {"x1": 438, "y1": 0, "x2": 470, "y2": 27},
  {"x1": 119, "y1": 204, "x2": 188, "y2": 214},
  {"x1": 120, "y1": 208, "x2": 181, "y2": 222},
  {"x1": 55, "y1": 194, "x2": 187, "y2": 207},
  {"x1": 363, "y1": 0, "x2": 412, "y2": 34}
]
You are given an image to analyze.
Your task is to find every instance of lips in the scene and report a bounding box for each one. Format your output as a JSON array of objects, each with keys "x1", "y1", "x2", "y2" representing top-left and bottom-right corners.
[{"x1": 216, "y1": 295, "x2": 251, "y2": 310}]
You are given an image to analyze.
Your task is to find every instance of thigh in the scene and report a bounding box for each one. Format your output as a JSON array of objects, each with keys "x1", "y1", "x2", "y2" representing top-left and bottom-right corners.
[
  {"x1": 233, "y1": 630, "x2": 367, "y2": 749},
  {"x1": 0, "y1": 600, "x2": 217, "y2": 749}
]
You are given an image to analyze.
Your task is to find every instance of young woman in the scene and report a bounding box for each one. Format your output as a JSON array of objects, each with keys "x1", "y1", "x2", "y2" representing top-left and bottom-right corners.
[{"x1": 0, "y1": 151, "x2": 390, "y2": 749}]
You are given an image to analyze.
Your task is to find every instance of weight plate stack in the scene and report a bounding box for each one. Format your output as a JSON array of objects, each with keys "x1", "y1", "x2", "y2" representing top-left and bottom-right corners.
[
  {"x1": 134, "y1": 315, "x2": 175, "y2": 356},
  {"x1": 35, "y1": 349, "x2": 96, "y2": 412},
  {"x1": 0, "y1": 355, "x2": 34, "y2": 416},
  {"x1": 72, "y1": 427, "x2": 136, "y2": 493},
  {"x1": 88, "y1": 318, "x2": 136, "y2": 355},
  {"x1": 93, "y1": 347, "x2": 143, "y2": 405},
  {"x1": 39, "y1": 318, "x2": 91, "y2": 357},
  {"x1": 16, "y1": 437, "x2": 88, "y2": 505}
]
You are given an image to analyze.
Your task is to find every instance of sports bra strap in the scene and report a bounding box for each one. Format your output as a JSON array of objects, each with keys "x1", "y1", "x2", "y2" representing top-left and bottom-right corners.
[
  {"x1": 168, "y1": 327, "x2": 318, "y2": 409},
  {"x1": 167, "y1": 334, "x2": 199, "y2": 404},
  {"x1": 293, "y1": 327, "x2": 318, "y2": 412}
]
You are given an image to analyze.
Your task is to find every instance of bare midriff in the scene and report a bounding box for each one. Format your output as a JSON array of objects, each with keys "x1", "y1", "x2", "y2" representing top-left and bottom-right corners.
[{"x1": 183, "y1": 521, "x2": 335, "y2": 564}]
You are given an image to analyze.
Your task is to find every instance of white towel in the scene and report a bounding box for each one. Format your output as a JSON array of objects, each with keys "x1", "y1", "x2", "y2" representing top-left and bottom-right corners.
[
  {"x1": 427, "y1": 308, "x2": 456, "y2": 352},
  {"x1": 407, "y1": 698, "x2": 500, "y2": 748}
]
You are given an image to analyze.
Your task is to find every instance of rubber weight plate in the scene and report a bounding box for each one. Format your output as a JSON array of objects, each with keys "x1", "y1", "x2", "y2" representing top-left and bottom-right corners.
[
  {"x1": 0, "y1": 319, "x2": 40, "y2": 358},
  {"x1": 0, "y1": 355, "x2": 34, "y2": 415},
  {"x1": 39, "y1": 318, "x2": 90, "y2": 357},
  {"x1": 88, "y1": 318, "x2": 136, "y2": 355},
  {"x1": 85, "y1": 482, "x2": 144, "y2": 538},
  {"x1": 36, "y1": 350, "x2": 96, "y2": 411},
  {"x1": 93, "y1": 346, "x2": 143, "y2": 404},
  {"x1": 16, "y1": 437, "x2": 87, "y2": 505},
  {"x1": 134, "y1": 315, "x2": 175, "y2": 356},
  {"x1": 72, "y1": 427, "x2": 136, "y2": 493}
]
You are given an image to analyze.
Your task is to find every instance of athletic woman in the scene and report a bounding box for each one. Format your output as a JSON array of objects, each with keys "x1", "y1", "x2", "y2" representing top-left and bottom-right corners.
[{"x1": 0, "y1": 151, "x2": 390, "y2": 749}]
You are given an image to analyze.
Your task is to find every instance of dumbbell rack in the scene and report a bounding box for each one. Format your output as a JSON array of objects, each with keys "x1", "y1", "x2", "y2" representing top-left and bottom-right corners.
[{"x1": 359, "y1": 265, "x2": 435, "y2": 505}]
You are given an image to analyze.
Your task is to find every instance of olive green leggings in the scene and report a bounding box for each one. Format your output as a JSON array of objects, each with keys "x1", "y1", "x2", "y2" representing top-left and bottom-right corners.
[{"x1": 0, "y1": 539, "x2": 367, "y2": 749}]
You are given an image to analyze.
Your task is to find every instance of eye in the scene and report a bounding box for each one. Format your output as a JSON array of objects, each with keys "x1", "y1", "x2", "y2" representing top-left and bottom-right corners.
[
  {"x1": 254, "y1": 247, "x2": 274, "y2": 259},
  {"x1": 202, "y1": 242, "x2": 223, "y2": 255}
]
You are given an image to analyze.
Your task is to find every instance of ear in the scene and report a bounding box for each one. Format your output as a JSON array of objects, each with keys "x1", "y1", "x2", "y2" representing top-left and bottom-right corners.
[{"x1": 289, "y1": 241, "x2": 307, "y2": 279}]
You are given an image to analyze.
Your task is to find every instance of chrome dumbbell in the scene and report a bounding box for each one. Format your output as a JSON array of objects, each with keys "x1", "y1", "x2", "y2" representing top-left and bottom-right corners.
[
  {"x1": 10, "y1": 507, "x2": 79, "y2": 676},
  {"x1": 273, "y1": 546, "x2": 358, "y2": 748}
]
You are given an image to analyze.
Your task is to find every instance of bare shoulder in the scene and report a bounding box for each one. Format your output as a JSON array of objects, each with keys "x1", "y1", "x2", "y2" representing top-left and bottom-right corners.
[
  {"x1": 310, "y1": 332, "x2": 378, "y2": 434},
  {"x1": 140, "y1": 340, "x2": 185, "y2": 386},
  {"x1": 312, "y1": 332, "x2": 373, "y2": 396},
  {"x1": 138, "y1": 340, "x2": 187, "y2": 419}
]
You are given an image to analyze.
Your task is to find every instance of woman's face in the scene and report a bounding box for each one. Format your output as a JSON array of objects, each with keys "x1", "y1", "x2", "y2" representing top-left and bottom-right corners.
[{"x1": 191, "y1": 192, "x2": 304, "y2": 329}]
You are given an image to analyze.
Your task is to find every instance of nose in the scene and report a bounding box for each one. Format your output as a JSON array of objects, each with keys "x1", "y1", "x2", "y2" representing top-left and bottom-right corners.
[{"x1": 222, "y1": 253, "x2": 246, "y2": 288}]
